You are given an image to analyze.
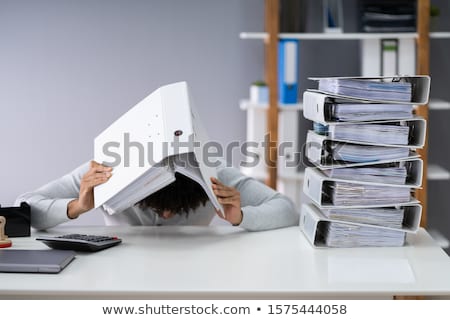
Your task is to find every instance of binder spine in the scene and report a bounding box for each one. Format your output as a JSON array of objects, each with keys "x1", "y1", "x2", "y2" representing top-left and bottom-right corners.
[
  {"x1": 303, "y1": 168, "x2": 327, "y2": 206},
  {"x1": 303, "y1": 91, "x2": 328, "y2": 123},
  {"x1": 300, "y1": 204, "x2": 321, "y2": 247}
]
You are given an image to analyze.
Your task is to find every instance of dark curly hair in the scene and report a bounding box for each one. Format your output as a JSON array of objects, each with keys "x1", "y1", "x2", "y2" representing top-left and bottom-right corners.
[{"x1": 137, "y1": 173, "x2": 209, "y2": 216}]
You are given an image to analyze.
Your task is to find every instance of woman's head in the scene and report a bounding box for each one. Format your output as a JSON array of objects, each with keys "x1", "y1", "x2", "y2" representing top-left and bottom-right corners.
[{"x1": 137, "y1": 173, "x2": 209, "y2": 218}]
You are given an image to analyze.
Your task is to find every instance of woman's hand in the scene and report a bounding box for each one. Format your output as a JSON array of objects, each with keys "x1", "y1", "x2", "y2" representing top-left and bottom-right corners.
[
  {"x1": 211, "y1": 177, "x2": 243, "y2": 226},
  {"x1": 67, "y1": 161, "x2": 112, "y2": 219}
]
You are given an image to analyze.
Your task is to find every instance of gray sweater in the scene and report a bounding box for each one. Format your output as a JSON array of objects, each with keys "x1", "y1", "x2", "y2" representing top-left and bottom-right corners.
[{"x1": 15, "y1": 161, "x2": 299, "y2": 231}]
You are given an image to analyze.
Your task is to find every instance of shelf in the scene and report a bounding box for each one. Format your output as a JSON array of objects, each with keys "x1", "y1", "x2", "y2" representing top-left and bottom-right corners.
[
  {"x1": 240, "y1": 31, "x2": 450, "y2": 41},
  {"x1": 430, "y1": 32, "x2": 450, "y2": 39},
  {"x1": 241, "y1": 99, "x2": 449, "y2": 111},
  {"x1": 240, "y1": 32, "x2": 417, "y2": 40},
  {"x1": 240, "y1": 100, "x2": 302, "y2": 111},
  {"x1": 428, "y1": 164, "x2": 450, "y2": 181},
  {"x1": 245, "y1": 165, "x2": 449, "y2": 182},
  {"x1": 428, "y1": 229, "x2": 450, "y2": 249},
  {"x1": 241, "y1": 168, "x2": 304, "y2": 182},
  {"x1": 428, "y1": 99, "x2": 450, "y2": 110},
  {"x1": 279, "y1": 171, "x2": 305, "y2": 181}
]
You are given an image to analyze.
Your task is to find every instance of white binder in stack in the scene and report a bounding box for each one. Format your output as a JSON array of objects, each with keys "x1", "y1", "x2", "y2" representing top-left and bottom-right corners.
[
  {"x1": 307, "y1": 75, "x2": 430, "y2": 104},
  {"x1": 303, "y1": 167, "x2": 421, "y2": 208},
  {"x1": 300, "y1": 203, "x2": 422, "y2": 248},
  {"x1": 304, "y1": 130, "x2": 419, "y2": 167}
]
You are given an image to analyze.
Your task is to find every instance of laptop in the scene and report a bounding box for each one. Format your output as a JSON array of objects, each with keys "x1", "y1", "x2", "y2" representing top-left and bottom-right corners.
[{"x1": 0, "y1": 249, "x2": 76, "y2": 273}]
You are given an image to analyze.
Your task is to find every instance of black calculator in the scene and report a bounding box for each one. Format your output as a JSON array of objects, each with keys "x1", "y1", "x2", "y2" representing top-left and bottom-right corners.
[{"x1": 36, "y1": 234, "x2": 122, "y2": 252}]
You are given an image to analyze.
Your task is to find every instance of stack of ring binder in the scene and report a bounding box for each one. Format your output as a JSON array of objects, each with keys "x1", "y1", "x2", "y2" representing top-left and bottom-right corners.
[{"x1": 299, "y1": 75, "x2": 431, "y2": 248}]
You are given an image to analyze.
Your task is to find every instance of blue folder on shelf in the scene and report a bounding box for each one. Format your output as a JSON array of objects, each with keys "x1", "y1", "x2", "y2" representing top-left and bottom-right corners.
[{"x1": 278, "y1": 39, "x2": 299, "y2": 104}]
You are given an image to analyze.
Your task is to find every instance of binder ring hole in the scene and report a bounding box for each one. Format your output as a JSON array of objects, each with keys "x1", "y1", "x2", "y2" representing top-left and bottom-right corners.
[{"x1": 174, "y1": 130, "x2": 183, "y2": 136}]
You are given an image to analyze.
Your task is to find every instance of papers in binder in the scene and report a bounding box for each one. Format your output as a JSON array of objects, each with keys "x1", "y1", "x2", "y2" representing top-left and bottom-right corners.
[
  {"x1": 319, "y1": 78, "x2": 411, "y2": 101},
  {"x1": 325, "y1": 207, "x2": 404, "y2": 228},
  {"x1": 324, "y1": 222, "x2": 406, "y2": 247},
  {"x1": 314, "y1": 118, "x2": 426, "y2": 148},
  {"x1": 322, "y1": 158, "x2": 423, "y2": 186},
  {"x1": 330, "y1": 181, "x2": 411, "y2": 206},
  {"x1": 303, "y1": 91, "x2": 413, "y2": 124},
  {"x1": 330, "y1": 143, "x2": 411, "y2": 163},
  {"x1": 308, "y1": 75, "x2": 431, "y2": 104},
  {"x1": 93, "y1": 82, "x2": 222, "y2": 215},
  {"x1": 305, "y1": 130, "x2": 417, "y2": 167},
  {"x1": 321, "y1": 204, "x2": 422, "y2": 232},
  {"x1": 300, "y1": 204, "x2": 408, "y2": 248},
  {"x1": 303, "y1": 167, "x2": 418, "y2": 208},
  {"x1": 328, "y1": 122, "x2": 409, "y2": 145}
]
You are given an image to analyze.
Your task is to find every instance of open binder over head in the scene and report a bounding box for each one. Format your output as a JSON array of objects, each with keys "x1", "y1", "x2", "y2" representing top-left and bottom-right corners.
[{"x1": 93, "y1": 82, "x2": 223, "y2": 216}]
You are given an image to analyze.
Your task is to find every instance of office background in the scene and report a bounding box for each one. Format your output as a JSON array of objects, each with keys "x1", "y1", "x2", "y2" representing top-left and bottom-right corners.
[{"x1": 0, "y1": 0, "x2": 449, "y2": 233}]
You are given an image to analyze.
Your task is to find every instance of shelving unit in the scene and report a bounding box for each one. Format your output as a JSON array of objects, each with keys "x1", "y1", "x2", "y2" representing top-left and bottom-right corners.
[
  {"x1": 240, "y1": 97, "x2": 303, "y2": 207},
  {"x1": 240, "y1": 31, "x2": 450, "y2": 40},
  {"x1": 240, "y1": 0, "x2": 450, "y2": 229}
]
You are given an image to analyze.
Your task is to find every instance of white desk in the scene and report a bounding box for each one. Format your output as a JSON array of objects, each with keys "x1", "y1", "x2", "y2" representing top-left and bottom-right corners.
[{"x1": 1, "y1": 226, "x2": 450, "y2": 299}]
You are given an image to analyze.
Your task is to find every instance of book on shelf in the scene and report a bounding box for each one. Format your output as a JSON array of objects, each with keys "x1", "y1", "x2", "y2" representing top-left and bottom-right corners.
[
  {"x1": 359, "y1": 0, "x2": 416, "y2": 33},
  {"x1": 381, "y1": 39, "x2": 398, "y2": 76},
  {"x1": 308, "y1": 75, "x2": 430, "y2": 104},
  {"x1": 303, "y1": 91, "x2": 413, "y2": 124},
  {"x1": 323, "y1": 0, "x2": 344, "y2": 33},
  {"x1": 278, "y1": 39, "x2": 299, "y2": 104},
  {"x1": 93, "y1": 81, "x2": 222, "y2": 216}
]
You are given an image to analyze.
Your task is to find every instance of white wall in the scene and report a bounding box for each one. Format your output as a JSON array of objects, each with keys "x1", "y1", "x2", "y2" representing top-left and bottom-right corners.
[{"x1": 0, "y1": 0, "x2": 265, "y2": 225}]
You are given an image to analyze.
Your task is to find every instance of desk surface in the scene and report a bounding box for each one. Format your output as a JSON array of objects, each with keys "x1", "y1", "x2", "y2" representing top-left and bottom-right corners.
[{"x1": 1, "y1": 226, "x2": 450, "y2": 299}]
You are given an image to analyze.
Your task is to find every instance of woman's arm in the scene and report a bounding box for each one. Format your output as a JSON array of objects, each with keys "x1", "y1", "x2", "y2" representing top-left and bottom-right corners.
[
  {"x1": 15, "y1": 162, "x2": 89, "y2": 230},
  {"x1": 217, "y1": 165, "x2": 299, "y2": 231}
]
